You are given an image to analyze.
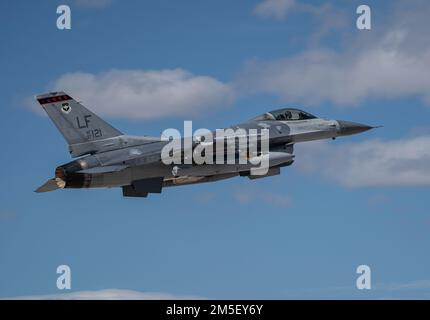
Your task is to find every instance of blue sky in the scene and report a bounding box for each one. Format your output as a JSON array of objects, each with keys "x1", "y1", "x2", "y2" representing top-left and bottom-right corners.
[{"x1": 1, "y1": 0, "x2": 430, "y2": 299}]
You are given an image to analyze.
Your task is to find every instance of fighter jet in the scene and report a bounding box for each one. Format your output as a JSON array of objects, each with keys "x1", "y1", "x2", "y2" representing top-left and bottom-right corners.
[{"x1": 35, "y1": 92, "x2": 376, "y2": 197}]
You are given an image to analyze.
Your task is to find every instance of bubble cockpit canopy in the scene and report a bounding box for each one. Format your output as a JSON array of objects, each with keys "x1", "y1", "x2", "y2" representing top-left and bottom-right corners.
[{"x1": 250, "y1": 108, "x2": 318, "y2": 121}]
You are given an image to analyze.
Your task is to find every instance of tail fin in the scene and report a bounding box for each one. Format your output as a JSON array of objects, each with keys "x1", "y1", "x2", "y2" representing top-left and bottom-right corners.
[{"x1": 36, "y1": 92, "x2": 123, "y2": 156}]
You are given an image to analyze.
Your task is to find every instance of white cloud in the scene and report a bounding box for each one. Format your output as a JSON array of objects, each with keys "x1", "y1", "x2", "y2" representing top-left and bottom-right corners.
[
  {"x1": 50, "y1": 69, "x2": 234, "y2": 120},
  {"x1": 4, "y1": 289, "x2": 205, "y2": 300},
  {"x1": 285, "y1": 279, "x2": 430, "y2": 299},
  {"x1": 39, "y1": 1, "x2": 430, "y2": 119},
  {"x1": 244, "y1": 0, "x2": 430, "y2": 107},
  {"x1": 233, "y1": 185, "x2": 290, "y2": 207},
  {"x1": 253, "y1": 0, "x2": 347, "y2": 40},
  {"x1": 381, "y1": 280, "x2": 430, "y2": 291},
  {"x1": 295, "y1": 135, "x2": 430, "y2": 187},
  {"x1": 253, "y1": 0, "x2": 296, "y2": 20},
  {"x1": 236, "y1": 31, "x2": 430, "y2": 106}
]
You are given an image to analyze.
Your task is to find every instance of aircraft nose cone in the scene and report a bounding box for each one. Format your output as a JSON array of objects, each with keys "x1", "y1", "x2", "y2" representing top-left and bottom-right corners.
[{"x1": 337, "y1": 120, "x2": 373, "y2": 136}]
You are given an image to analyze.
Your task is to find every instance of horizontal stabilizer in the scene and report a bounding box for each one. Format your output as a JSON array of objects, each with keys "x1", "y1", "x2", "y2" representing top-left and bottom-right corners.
[
  {"x1": 35, "y1": 179, "x2": 63, "y2": 193},
  {"x1": 77, "y1": 165, "x2": 128, "y2": 174}
]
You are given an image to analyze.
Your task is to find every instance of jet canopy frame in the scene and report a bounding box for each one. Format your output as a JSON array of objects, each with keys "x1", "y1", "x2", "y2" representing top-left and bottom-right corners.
[{"x1": 250, "y1": 108, "x2": 318, "y2": 121}]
